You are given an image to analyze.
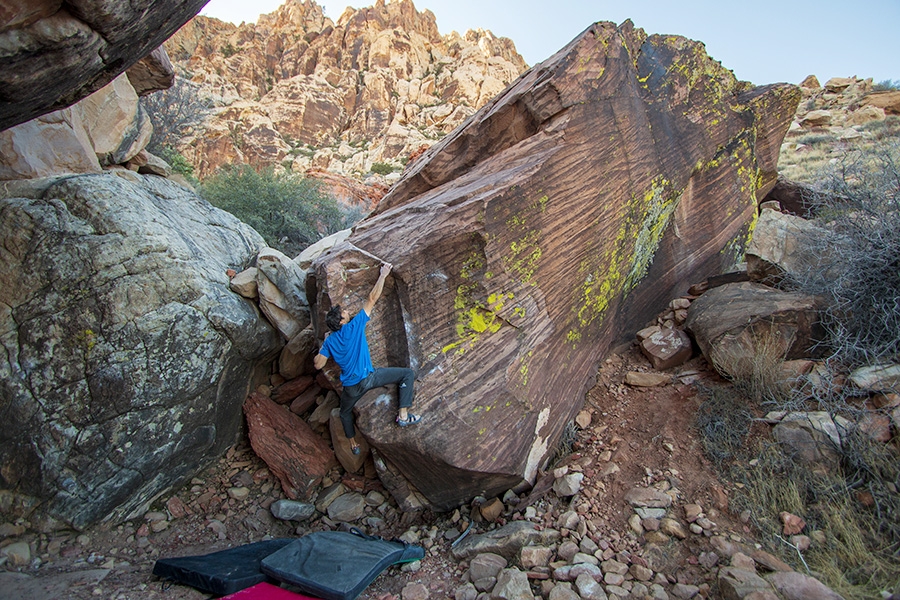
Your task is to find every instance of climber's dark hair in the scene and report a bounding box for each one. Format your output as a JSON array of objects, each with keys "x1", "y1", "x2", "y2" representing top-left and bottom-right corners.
[{"x1": 325, "y1": 305, "x2": 343, "y2": 332}]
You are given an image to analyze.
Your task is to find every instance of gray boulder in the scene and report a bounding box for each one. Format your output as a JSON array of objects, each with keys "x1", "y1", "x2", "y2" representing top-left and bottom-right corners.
[{"x1": 0, "y1": 172, "x2": 280, "y2": 530}]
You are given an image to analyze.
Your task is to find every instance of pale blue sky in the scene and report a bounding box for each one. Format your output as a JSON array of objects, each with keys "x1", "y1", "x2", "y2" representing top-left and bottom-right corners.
[{"x1": 200, "y1": 0, "x2": 899, "y2": 86}]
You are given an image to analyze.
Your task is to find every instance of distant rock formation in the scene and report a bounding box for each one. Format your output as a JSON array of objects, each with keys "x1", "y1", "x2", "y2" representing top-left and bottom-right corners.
[
  {"x1": 310, "y1": 20, "x2": 800, "y2": 510},
  {"x1": 0, "y1": 0, "x2": 207, "y2": 131},
  {"x1": 0, "y1": 173, "x2": 280, "y2": 530},
  {"x1": 162, "y1": 0, "x2": 527, "y2": 179}
]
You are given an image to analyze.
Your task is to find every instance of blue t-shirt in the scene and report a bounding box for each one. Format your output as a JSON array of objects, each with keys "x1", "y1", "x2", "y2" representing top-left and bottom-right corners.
[{"x1": 320, "y1": 310, "x2": 373, "y2": 387}]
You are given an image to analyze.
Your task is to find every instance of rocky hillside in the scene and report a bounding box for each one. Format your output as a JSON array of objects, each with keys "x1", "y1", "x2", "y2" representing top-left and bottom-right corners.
[
  {"x1": 779, "y1": 75, "x2": 900, "y2": 183},
  {"x1": 163, "y1": 0, "x2": 527, "y2": 180}
]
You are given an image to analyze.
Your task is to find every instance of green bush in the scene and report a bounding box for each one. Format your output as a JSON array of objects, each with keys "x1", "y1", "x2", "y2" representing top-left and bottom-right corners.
[
  {"x1": 370, "y1": 162, "x2": 397, "y2": 175},
  {"x1": 200, "y1": 165, "x2": 347, "y2": 257},
  {"x1": 157, "y1": 146, "x2": 195, "y2": 181}
]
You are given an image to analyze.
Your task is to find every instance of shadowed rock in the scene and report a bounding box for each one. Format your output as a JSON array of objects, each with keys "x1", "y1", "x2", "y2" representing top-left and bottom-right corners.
[
  {"x1": 0, "y1": 0, "x2": 207, "y2": 131},
  {"x1": 310, "y1": 20, "x2": 799, "y2": 510}
]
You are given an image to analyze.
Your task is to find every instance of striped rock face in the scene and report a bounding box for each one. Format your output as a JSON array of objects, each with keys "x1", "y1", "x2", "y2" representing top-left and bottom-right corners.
[{"x1": 311, "y1": 20, "x2": 800, "y2": 510}]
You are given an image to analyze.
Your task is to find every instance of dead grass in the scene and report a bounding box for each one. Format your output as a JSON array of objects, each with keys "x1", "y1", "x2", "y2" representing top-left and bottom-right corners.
[
  {"x1": 727, "y1": 431, "x2": 900, "y2": 599},
  {"x1": 699, "y1": 382, "x2": 900, "y2": 599},
  {"x1": 709, "y1": 325, "x2": 796, "y2": 406}
]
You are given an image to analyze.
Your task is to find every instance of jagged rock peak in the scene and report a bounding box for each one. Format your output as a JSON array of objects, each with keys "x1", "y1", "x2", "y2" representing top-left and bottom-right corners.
[
  {"x1": 164, "y1": 0, "x2": 528, "y2": 180},
  {"x1": 335, "y1": 0, "x2": 442, "y2": 42},
  {"x1": 257, "y1": 0, "x2": 331, "y2": 32}
]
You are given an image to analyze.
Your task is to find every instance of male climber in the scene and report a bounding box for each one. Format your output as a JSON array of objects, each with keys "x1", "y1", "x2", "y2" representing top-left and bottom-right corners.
[{"x1": 313, "y1": 262, "x2": 420, "y2": 455}]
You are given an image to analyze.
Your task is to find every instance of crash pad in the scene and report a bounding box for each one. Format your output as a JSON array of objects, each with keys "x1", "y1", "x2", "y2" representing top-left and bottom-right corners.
[
  {"x1": 153, "y1": 538, "x2": 294, "y2": 596},
  {"x1": 260, "y1": 529, "x2": 424, "y2": 600}
]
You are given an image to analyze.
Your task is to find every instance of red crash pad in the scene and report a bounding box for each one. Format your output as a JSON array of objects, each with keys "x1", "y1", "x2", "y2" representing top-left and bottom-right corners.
[{"x1": 222, "y1": 581, "x2": 321, "y2": 599}]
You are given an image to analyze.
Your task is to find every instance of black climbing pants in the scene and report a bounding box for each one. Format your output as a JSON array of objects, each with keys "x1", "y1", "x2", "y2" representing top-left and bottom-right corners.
[{"x1": 339, "y1": 367, "x2": 415, "y2": 438}]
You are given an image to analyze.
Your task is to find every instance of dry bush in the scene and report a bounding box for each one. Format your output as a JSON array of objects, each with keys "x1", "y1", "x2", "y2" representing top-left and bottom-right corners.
[
  {"x1": 140, "y1": 75, "x2": 213, "y2": 156},
  {"x1": 708, "y1": 324, "x2": 798, "y2": 407},
  {"x1": 786, "y1": 139, "x2": 900, "y2": 367},
  {"x1": 546, "y1": 421, "x2": 578, "y2": 470},
  {"x1": 699, "y1": 140, "x2": 900, "y2": 598},
  {"x1": 694, "y1": 384, "x2": 752, "y2": 467}
]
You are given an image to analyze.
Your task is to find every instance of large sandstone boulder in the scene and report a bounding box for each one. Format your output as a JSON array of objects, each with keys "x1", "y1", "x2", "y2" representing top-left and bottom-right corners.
[
  {"x1": 0, "y1": 172, "x2": 280, "y2": 530},
  {"x1": 0, "y1": 108, "x2": 103, "y2": 179},
  {"x1": 0, "y1": 0, "x2": 208, "y2": 131},
  {"x1": 862, "y1": 90, "x2": 900, "y2": 115},
  {"x1": 745, "y1": 207, "x2": 835, "y2": 283},
  {"x1": 311, "y1": 21, "x2": 799, "y2": 510},
  {"x1": 745, "y1": 206, "x2": 852, "y2": 300},
  {"x1": 1, "y1": 72, "x2": 155, "y2": 180}
]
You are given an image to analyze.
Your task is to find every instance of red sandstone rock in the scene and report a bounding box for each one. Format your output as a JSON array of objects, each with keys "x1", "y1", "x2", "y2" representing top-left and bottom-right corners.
[
  {"x1": 311, "y1": 21, "x2": 799, "y2": 510},
  {"x1": 243, "y1": 392, "x2": 337, "y2": 500},
  {"x1": 306, "y1": 168, "x2": 388, "y2": 213},
  {"x1": 686, "y1": 282, "x2": 824, "y2": 381},
  {"x1": 779, "y1": 511, "x2": 806, "y2": 535},
  {"x1": 271, "y1": 375, "x2": 315, "y2": 404},
  {"x1": 289, "y1": 385, "x2": 321, "y2": 416},
  {"x1": 639, "y1": 328, "x2": 693, "y2": 371}
]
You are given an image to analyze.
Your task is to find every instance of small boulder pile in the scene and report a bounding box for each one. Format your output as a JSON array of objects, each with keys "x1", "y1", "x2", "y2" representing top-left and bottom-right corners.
[{"x1": 790, "y1": 75, "x2": 899, "y2": 141}]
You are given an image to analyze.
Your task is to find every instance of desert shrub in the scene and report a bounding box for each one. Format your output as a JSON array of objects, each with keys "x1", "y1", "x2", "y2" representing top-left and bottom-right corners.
[
  {"x1": 370, "y1": 162, "x2": 397, "y2": 175},
  {"x1": 140, "y1": 76, "x2": 213, "y2": 157},
  {"x1": 709, "y1": 325, "x2": 800, "y2": 407},
  {"x1": 873, "y1": 79, "x2": 900, "y2": 91},
  {"x1": 785, "y1": 140, "x2": 900, "y2": 366},
  {"x1": 200, "y1": 164, "x2": 347, "y2": 257},
  {"x1": 694, "y1": 384, "x2": 753, "y2": 466},
  {"x1": 795, "y1": 132, "x2": 833, "y2": 146},
  {"x1": 545, "y1": 421, "x2": 578, "y2": 470}
]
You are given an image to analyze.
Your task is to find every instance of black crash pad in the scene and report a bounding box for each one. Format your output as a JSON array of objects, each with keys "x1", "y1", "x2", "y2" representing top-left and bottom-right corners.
[
  {"x1": 153, "y1": 538, "x2": 294, "y2": 596},
  {"x1": 260, "y1": 529, "x2": 424, "y2": 600}
]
